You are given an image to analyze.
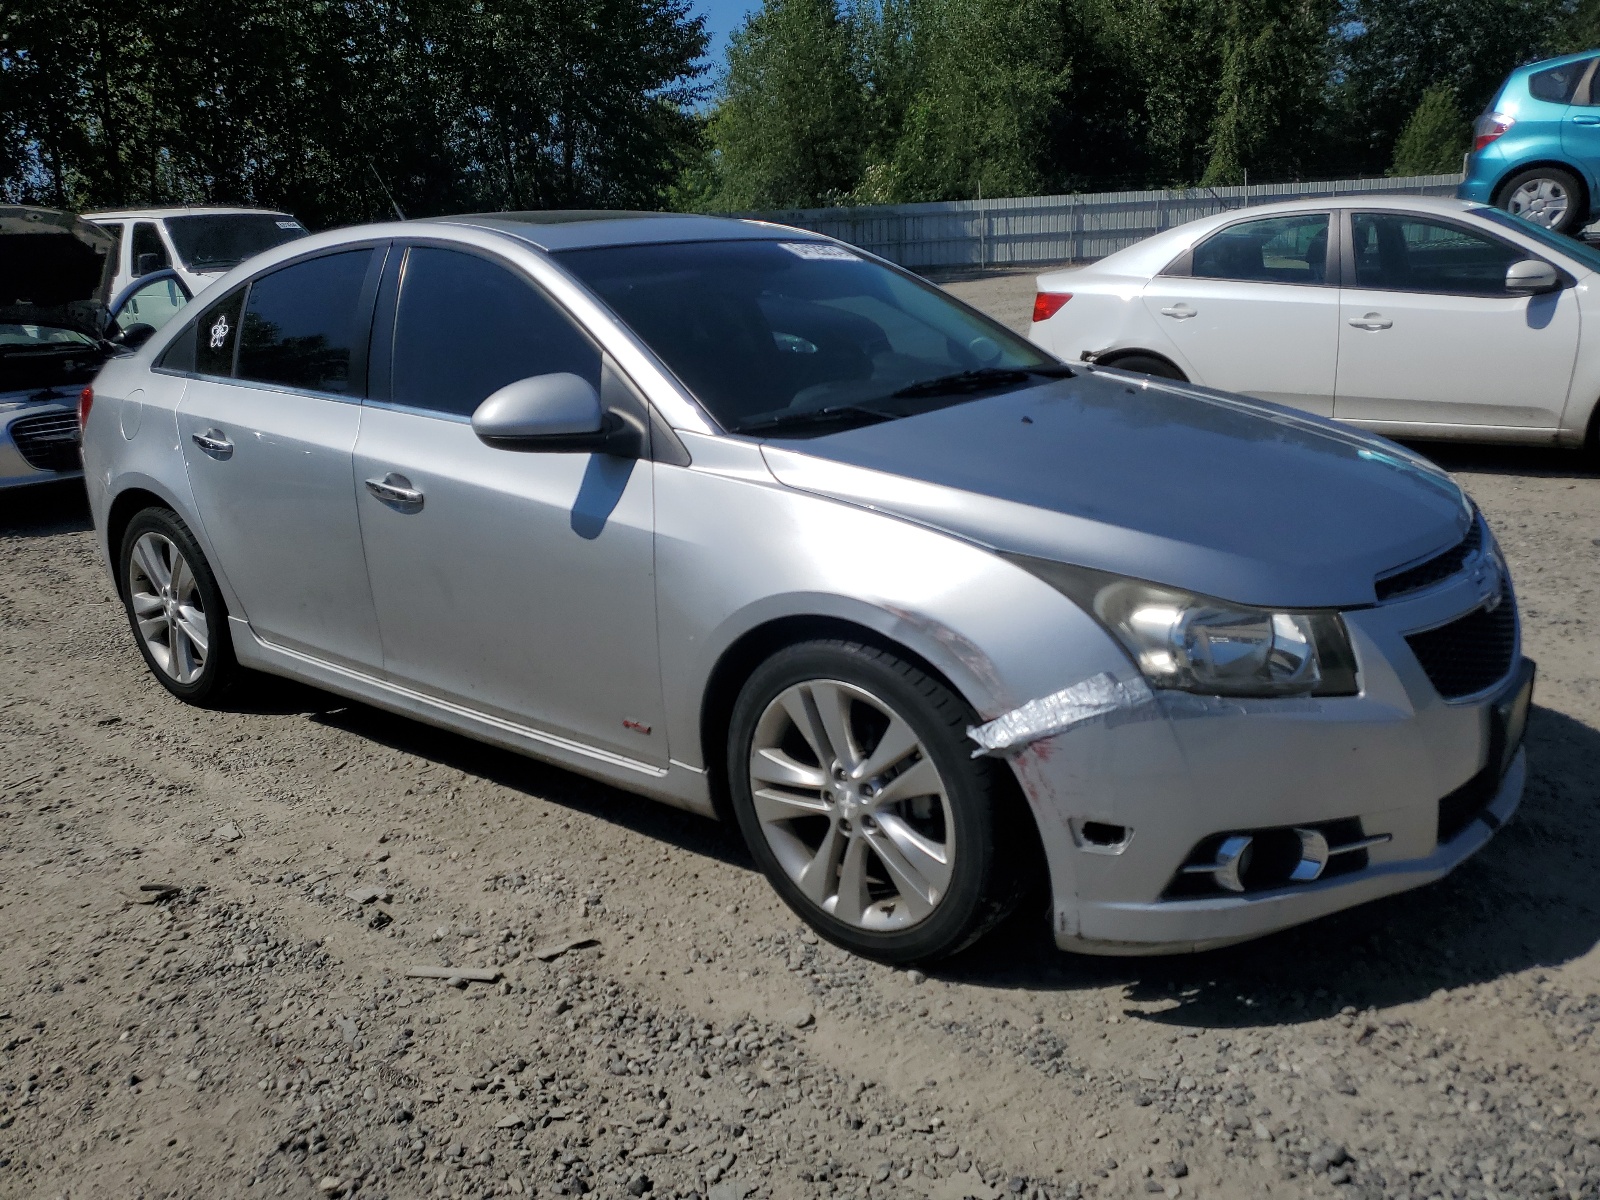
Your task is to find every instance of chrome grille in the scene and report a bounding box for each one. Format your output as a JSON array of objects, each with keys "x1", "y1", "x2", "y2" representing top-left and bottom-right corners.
[
  {"x1": 11, "y1": 411, "x2": 81, "y2": 473},
  {"x1": 1404, "y1": 586, "x2": 1516, "y2": 700}
]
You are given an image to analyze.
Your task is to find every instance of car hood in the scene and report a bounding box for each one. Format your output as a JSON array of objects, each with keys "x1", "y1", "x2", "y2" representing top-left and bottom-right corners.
[
  {"x1": 0, "y1": 205, "x2": 116, "y2": 339},
  {"x1": 759, "y1": 370, "x2": 1472, "y2": 610}
]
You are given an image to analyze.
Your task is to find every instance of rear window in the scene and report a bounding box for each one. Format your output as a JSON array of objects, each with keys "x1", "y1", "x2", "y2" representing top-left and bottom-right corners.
[{"x1": 1529, "y1": 59, "x2": 1592, "y2": 104}]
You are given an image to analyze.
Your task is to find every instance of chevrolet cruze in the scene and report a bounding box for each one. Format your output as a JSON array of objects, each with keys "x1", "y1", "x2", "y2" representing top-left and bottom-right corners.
[{"x1": 82, "y1": 212, "x2": 1533, "y2": 962}]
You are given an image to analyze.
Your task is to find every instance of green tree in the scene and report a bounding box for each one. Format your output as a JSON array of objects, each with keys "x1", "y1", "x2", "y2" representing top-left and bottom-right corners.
[
  {"x1": 707, "y1": 0, "x2": 866, "y2": 209},
  {"x1": 1389, "y1": 85, "x2": 1470, "y2": 174}
]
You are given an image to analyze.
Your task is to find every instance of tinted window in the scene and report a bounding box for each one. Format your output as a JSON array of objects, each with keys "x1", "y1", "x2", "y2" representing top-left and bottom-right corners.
[
  {"x1": 1529, "y1": 59, "x2": 1592, "y2": 104},
  {"x1": 1352, "y1": 214, "x2": 1525, "y2": 294},
  {"x1": 389, "y1": 247, "x2": 600, "y2": 418},
  {"x1": 557, "y1": 239, "x2": 1054, "y2": 430},
  {"x1": 1480, "y1": 206, "x2": 1600, "y2": 271},
  {"x1": 192, "y1": 287, "x2": 245, "y2": 376},
  {"x1": 1191, "y1": 214, "x2": 1331, "y2": 284},
  {"x1": 131, "y1": 222, "x2": 169, "y2": 275},
  {"x1": 166, "y1": 213, "x2": 309, "y2": 272},
  {"x1": 236, "y1": 249, "x2": 374, "y2": 394}
]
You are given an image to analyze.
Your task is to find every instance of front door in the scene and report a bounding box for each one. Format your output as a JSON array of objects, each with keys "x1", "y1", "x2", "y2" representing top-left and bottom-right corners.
[
  {"x1": 1334, "y1": 211, "x2": 1577, "y2": 431},
  {"x1": 353, "y1": 244, "x2": 666, "y2": 765},
  {"x1": 175, "y1": 246, "x2": 386, "y2": 670},
  {"x1": 1140, "y1": 211, "x2": 1340, "y2": 416}
]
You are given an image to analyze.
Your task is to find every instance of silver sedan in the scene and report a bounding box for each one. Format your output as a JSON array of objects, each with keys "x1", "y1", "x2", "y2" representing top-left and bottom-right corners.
[{"x1": 83, "y1": 213, "x2": 1532, "y2": 962}]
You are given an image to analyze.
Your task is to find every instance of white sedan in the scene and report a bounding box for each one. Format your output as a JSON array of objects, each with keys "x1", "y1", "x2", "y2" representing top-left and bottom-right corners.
[{"x1": 1028, "y1": 195, "x2": 1600, "y2": 454}]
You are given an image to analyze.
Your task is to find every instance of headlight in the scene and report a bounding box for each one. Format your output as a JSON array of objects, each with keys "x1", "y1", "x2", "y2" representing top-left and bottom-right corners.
[{"x1": 1006, "y1": 555, "x2": 1359, "y2": 698}]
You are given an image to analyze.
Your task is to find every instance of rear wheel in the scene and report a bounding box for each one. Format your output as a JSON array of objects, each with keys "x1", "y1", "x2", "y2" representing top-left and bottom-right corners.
[
  {"x1": 1099, "y1": 353, "x2": 1186, "y2": 382},
  {"x1": 727, "y1": 639, "x2": 1027, "y2": 964},
  {"x1": 119, "y1": 508, "x2": 239, "y2": 705},
  {"x1": 1496, "y1": 167, "x2": 1586, "y2": 235}
]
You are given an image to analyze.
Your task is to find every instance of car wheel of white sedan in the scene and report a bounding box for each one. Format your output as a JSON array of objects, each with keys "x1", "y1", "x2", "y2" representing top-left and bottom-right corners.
[
  {"x1": 119, "y1": 508, "x2": 239, "y2": 704},
  {"x1": 728, "y1": 639, "x2": 1030, "y2": 964}
]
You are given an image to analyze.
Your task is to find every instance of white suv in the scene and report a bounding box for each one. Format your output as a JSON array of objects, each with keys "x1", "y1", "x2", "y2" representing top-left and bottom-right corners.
[{"x1": 84, "y1": 207, "x2": 308, "y2": 300}]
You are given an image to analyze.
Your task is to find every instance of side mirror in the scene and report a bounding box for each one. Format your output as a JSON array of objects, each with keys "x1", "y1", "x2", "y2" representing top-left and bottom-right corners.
[
  {"x1": 135, "y1": 252, "x2": 163, "y2": 277},
  {"x1": 1505, "y1": 258, "x2": 1561, "y2": 294},
  {"x1": 471, "y1": 373, "x2": 639, "y2": 455},
  {"x1": 118, "y1": 322, "x2": 157, "y2": 349}
]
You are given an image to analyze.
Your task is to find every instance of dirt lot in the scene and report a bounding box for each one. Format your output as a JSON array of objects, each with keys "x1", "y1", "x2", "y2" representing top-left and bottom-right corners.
[{"x1": 2, "y1": 274, "x2": 1599, "y2": 1200}]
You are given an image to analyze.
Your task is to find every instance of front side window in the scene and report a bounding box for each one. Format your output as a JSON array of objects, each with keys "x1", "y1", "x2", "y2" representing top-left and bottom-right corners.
[
  {"x1": 117, "y1": 276, "x2": 188, "y2": 334},
  {"x1": 1190, "y1": 214, "x2": 1331, "y2": 285},
  {"x1": 1529, "y1": 58, "x2": 1593, "y2": 104},
  {"x1": 1352, "y1": 213, "x2": 1526, "y2": 295},
  {"x1": 131, "y1": 222, "x2": 169, "y2": 276},
  {"x1": 389, "y1": 246, "x2": 600, "y2": 418},
  {"x1": 236, "y1": 249, "x2": 374, "y2": 394},
  {"x1": 557, "y1": 239, "x2": 1057, "y2": 432},
  {"x1": 166, "y1": 213, "x2": 309, "y2": 273}
]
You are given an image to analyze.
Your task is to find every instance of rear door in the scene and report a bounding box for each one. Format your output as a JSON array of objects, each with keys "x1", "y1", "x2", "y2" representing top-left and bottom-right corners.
[
  {"x1": 1139, "y1": 211, "x2": 1340, "y2": 415},
  {"x1": 174, "y1": 245, "x2": 387, "y2": 670},
  {"x1": 1333, "y1": 211, "x2": 1577, "y2": 430},
  {"x1": 353, "y1": 243, "x2": 665, "y2": 764}
]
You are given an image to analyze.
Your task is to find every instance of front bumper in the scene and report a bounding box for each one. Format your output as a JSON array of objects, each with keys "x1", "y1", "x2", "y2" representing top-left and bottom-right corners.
[
  {"x1": 1016, "y1": 556, "x2": 1529, "y2": 955},
  {"x1": 0, "y1": 401, "x2": 82, "y2": 490}
]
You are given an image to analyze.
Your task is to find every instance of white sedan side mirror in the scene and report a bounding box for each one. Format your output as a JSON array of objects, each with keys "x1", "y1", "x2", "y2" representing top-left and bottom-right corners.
[{"x1": 1505, "y1": 259, "x2": 1561, "y2": 294}]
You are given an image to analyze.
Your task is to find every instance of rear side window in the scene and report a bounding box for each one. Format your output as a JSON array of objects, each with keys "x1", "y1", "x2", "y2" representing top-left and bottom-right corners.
[
  {"x1": 388, "y1": 246, "x2": 600, "y2": 418},
  {"x1": 1529, "y1": 59, "x2": 1593, "y2": 104},
  {"x1": 167, "y1": 286, "x2": 246, "y2": 377},
  {"x1": 1190, "y1": 214, "x2": 1331, "y2": 285},
  {"x1": 1351, "y1": 213, "x2": 1525, "y2": 295},
  {"x1": 236, "y1": 249, "x2": 374, "y2": 394}
]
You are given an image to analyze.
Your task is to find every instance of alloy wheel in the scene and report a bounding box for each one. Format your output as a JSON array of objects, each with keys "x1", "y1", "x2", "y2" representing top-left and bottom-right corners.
[
  {"x1": 747, "y1": 679, "x2": 954, "y2": 931},
  {"x1": 1507, "y1": 178, "x2": 1570, "y2": 229},
  {"x1": 127, "y1": 531, "x2": 209, "y2": 684}
]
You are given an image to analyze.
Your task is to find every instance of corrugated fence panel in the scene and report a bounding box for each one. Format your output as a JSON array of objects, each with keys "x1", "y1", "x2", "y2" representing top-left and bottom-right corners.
[{"x1": 741, "y1": 174, "x2": 1465, "y2": 269}]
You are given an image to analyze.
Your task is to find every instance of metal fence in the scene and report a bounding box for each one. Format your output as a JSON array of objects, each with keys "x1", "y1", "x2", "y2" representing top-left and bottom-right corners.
[{"x1": 743, "y1": 173, "x2": 1465, "y2": 270}]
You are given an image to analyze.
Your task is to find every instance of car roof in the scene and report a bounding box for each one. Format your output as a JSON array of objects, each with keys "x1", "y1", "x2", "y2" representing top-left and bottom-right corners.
[
  {"x1": 82, "y1": 206, "x2": 295, "y2": 221},
  {"x1": 428, "y1": 210, "x2": 825, "y2": 251}
]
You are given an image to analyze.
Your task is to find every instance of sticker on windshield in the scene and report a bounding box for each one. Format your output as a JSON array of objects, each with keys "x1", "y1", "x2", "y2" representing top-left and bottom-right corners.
[
  {"x1": 209, "y1": 313, "x2": 231, "y2": 350},
  {"x1": 276, "y1": 221, "x2": 302, "y2": 230},
  {"x1": 778, "y1": 242, "x2": 857, "y2": 261}
]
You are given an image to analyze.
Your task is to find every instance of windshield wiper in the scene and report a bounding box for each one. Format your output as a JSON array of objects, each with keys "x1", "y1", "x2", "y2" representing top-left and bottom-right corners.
[
  {"x1": 733, "y1": 404, "x2": 898, "y2": 436},
  {"x1": 891, "y1": 364, "x2": 1073, "y2": 400}
]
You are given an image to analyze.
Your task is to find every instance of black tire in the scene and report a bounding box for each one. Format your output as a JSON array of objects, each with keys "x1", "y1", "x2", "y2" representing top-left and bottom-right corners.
[
  {"x1": 1099, "y1": 353, "x2": 1186, "y2": 382},
  {"x1": 726, "y1": 639, "x2": 1030, "y2": 964},
  {"x1": 118, "y1": 507, "x2": 240, "y2": 705},
  {"x1": 1495, "y1": 166, "x2": 1587, "y2": 236}
]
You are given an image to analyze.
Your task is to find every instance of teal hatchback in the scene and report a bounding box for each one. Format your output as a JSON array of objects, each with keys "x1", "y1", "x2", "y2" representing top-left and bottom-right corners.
[{"x1": 1459, "y1": 49, "x2": 1600, "y2": 235}]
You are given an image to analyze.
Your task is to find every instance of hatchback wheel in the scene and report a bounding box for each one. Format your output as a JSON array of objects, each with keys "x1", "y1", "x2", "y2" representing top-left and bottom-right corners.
[
  {"x1": 1497, "y1": 167, "x2": 1585, "y2": 234},
  {"x1": 727, "y1": 640, "x2": 1027, "y2": 963},
  {"x1": 119, "y1": 509, "x2": 239, "y2": 704}
]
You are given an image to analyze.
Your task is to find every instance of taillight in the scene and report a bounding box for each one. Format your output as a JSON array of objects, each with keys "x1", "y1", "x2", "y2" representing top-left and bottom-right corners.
[
  {"x1": 1473, "y1": 112, "x2": 1513, "y2": 152},
  {"x1": 1032, "y1": 292, "x2": 1072, "y2": 322},
  {"x1": 78, "y1": 386, "x2": 94, "y2": 430}
]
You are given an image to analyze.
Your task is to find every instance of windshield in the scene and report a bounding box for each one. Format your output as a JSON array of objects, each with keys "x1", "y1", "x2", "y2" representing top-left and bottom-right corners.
[
  {"x1": 0, "y1": 324, "x2": 95, "y2": 350},
  {"x1": 556, "y1": 239, "x2": 1059, "y2": 433},
  {"x1": 1478, "y1": 207, "x2": 1600, "y2": 273},
  {"x1": 165, "y1": 213, "x2": 309, "y2": 272}
]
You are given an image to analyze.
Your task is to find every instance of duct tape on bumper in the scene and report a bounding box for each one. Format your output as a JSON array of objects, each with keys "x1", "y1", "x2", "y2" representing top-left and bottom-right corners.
[{"x1": 966, "y1": 672, "x2": 1154, "y2": 756}]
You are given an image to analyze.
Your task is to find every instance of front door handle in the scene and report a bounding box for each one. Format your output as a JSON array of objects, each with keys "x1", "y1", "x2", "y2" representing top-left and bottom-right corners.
[
  {"x1": 365, "y1": 473, "x2": 424, "y2": 510},
  {"x1": 1572, "y1": 114, "x2": 1600, "y2": 125},
  {"x1": 1348, "y1": 313, "x2": 1393, "y2": 331},
  {"x1": 1160, "y1": 304, "x2": 1197, "y2": 319},
  {"x1": 191, "y1": 429, "x2": 233, "y2": 458}
]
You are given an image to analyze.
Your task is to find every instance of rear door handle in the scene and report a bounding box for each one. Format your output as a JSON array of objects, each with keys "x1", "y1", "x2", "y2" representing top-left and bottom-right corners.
[
  {"x1": 1348, "y1": 313, "x2": 1393, "y2": 331},
  {"x1": 191, "y1": 429, "x2": 233, "y2": 458},
  {"x1": 1160, "y1": 304, "x2": 1197, "y2": 319},
  {"x1": 365, "y1": 473, "x2": 424, "y2": 510},
  {"x1": 1572, "y1": 114, "x2": 1600, "y2": 125}
]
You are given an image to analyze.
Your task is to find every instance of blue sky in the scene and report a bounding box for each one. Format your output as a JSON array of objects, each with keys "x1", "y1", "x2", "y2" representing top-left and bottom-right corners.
[{"x1": 693, "y1": 0, "x2": 758, "y2": 72}]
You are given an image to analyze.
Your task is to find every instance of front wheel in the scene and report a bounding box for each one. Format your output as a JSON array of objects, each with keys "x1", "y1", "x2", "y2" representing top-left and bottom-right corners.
[
  {"x1": 1496, "y1": 167, "x2": 1586, "y2": 235},
  {"x1": 119, "y1": 508, "x2": 240, "y2": 705},
  {"x1": 727, "y1": 639, "x2": 1027, "y2": 964}
]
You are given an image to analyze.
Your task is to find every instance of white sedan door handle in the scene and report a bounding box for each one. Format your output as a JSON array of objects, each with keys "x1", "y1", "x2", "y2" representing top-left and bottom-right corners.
[
  {"x1": 1160, "y1": 304, "x2": 1197, "y2": 319},
  {"x1": 191, "y1": 429, "x2": 233, "y2": 458},
  {"x1": 365, "y1": 473, "x2": 424, "y2": 510},
  {"x1": 1349, "y1": 313, "x2": 1393, "y2": 331}
]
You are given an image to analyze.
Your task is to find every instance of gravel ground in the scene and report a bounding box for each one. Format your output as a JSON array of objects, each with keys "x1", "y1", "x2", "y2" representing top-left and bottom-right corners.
[{"x1": 2, "y1": 273, "x2": 1598, "y2": 1200}]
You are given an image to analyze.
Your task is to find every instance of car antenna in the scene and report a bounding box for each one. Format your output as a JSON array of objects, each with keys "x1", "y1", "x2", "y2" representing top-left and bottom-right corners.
[{"x1": 369, "y1": 161, "x2": 406, "y2": 221}]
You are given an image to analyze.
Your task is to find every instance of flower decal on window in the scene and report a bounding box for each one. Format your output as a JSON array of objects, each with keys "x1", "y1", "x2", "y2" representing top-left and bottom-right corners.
[{"x1": 209, "y1": 313, "x2": 231, "y2": 350}]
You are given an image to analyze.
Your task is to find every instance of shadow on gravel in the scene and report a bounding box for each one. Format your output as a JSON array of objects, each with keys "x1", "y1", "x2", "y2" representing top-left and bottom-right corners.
[
  {"x1": 941, "y1": 703, "x2": 1600, "y2": 1026},
  {"x1": 225, "y1": 676, "x2": 753, "y2": 870},
  {"x1": 1404, "y1": 439, "x2": 1598, "y2": 479},
  {"x1": 0, "y1": 479, "x2": 91, "y2": 536}
]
